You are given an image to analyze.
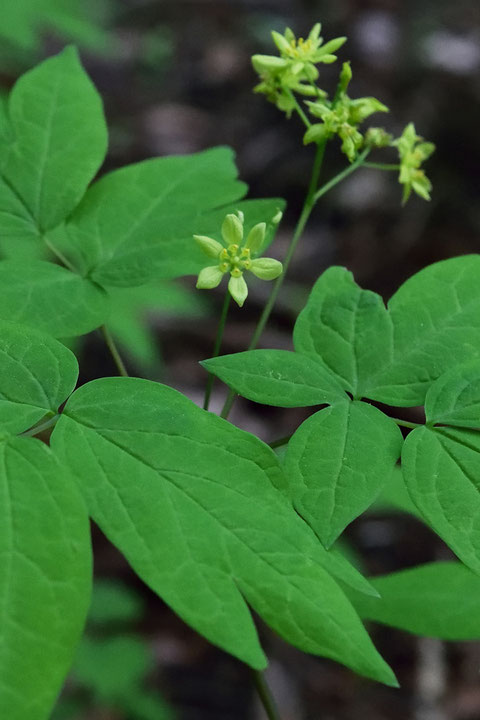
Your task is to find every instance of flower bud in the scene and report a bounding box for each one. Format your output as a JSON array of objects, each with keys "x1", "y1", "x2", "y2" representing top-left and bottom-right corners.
[
  {"x1": 338, "y1": 61, "x2": 352, "y2": 94},
  {"x1": 364, "y1": 127, "x2": 393, "y2": 149}
]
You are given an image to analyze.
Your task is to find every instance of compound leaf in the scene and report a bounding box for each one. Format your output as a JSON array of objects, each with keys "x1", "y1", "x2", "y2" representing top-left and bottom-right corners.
[
  {"x1": 293, "y1": 267, "x2": 392, "y2": 399},
  {"x1": 0, "y1": 436, "x2": 91, "y2": 720},
  {"x1": 51, "y1": 377, "x2": 396, "y2": 685},
  {"x1": 0, "y1": 321, "x2": 78, "y2": 434},
  {"x1": 0, "y1": 260, "x2": 109, "y2": 337},
  {"x1": 50, "y1": 149, "x2": 283, "y2": 287},
  {"x1": 370, "y1": 256, "x2": 480, "y2": 406},
  {"x1": 284, "y1": 400, "x2": 403, "y2": 547},
  {"x1": 1, "y1": 47, "x2": 107, "y2": 238},
  {"x1": 201, "y1": 349, "x2": 347, "y2": 408},
  {"x1": 425, "y1": 362, "x2": 480, "y2": 428},
  {"x1": 402, "y1": 425, "x2": 480, "y2": 574},
  {"x1": 352, "y1": 562, "x2": 480, "y2": 640}
]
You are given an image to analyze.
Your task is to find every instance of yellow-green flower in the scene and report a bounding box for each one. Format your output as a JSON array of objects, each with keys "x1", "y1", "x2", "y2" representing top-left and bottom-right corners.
[
  {"x1": 252, "y1": 23, "x2": 346, "y2": 115},
  {"x1": 393, "y1": 123, "x2": 435, "y2": 203},
  {"x1": 304, "y1": 62, "x2": 389, "y2": 161},
  {"x1": 194, "y1": 211, "x2": 283, "y2": 307}
]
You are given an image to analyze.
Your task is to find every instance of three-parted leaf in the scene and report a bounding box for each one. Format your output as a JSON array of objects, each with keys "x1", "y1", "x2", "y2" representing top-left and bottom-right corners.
[
  {"x1": 284, "y1": 400, "x2": 403, "y2": 547},
  {"x1": 201, "y1": 350, "x2": 347, "y2": 407},
  {"x1": 0, "y1": 436, "x2": 91, "y2": 720},
  {"x1": 425, "y1": 362, "x2": 480, "y2": 428},
  {"x1": 0, "y1": 261, "x2": 109, "y2": 337},
  {"x1": 0, "y1": 321, "x2": 78, "y2": 434},
  {"x1": 293, "y1": 267, "x2": 392, "y2": 399},
  {"x1": 371, "y1": 255, "x2": 480, "y2": 406},
  {"x1": 402, "y1": 425, "x2": 480, "y2": 574},
  {"x1": 51, "y1": 377, "x2": 396, "y2": 685},
  {"x1": 50, "y1": 147, "x2": 284, "y2": 286},
  {"x1": 0, "y1": 47, "x2": 107, "y2": 240},
  {"x1": 351, "y1": 562, "x2": 480, "y2": 640}
]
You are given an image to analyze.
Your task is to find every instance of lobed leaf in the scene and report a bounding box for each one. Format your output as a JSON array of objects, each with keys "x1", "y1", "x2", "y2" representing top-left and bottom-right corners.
[
  {"x1": 370, "y1": 255, "x2": 480, "y2": 406},
  {"x1": 0, "y1": 321, "x2": 78, "y2": 434},
  {"x1": 0, "y1": 47, "x2": 107, "y2": 238},
  {"x1": 49, "y1": 148, "x2": 284, "y2": 286},
  {"x1": 425, "y1": 361, "x2": 480, "y2": 428},
  {"x1": 201, "y1": 349, "x2": 347, "y2": 408},
  {"x1": 402, "y1": 425, "x2": 480, "y2": 574},
  {"x1": 352, "y1": 562, "x2": 480, "y2": 640},
  {"x1": 293, "y1": 267, "x2": 393, "y2": 399},
  {"x1": 284, "y1": 400, "x2": 403, "y2": 547},
  {"x1": 0, "y1": 260, "x2": 109, "y2": 337},
  {"x1": 51, "y1": 377, "x2": 396, "y2": 685},
  {"x1": 0, "y1": 436, "x2": 91, "y2": 720},
  {"x1": 106, "y1": 280, "x2": 208, "y2": 370}
]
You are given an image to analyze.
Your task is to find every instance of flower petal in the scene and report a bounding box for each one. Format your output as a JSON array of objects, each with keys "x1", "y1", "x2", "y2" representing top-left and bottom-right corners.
[
  {"x1": 196, "y1": 266, "x2": 224, "y2": 289},
  {"x1": 221, "y1": 213, "x2": 244, "y2": 246},
  {"x1": 228, "y1": 274, "x2": 248, "y2": 307},
  {"x1": 245, "y1": 223, "x2": 266, "y2": 254},
  {"x1": 194, "y1": 235, "x2": 224, "y2": 258},
  {"x1": 249, "y1": 258, "x2": 283, "y2": 280}
]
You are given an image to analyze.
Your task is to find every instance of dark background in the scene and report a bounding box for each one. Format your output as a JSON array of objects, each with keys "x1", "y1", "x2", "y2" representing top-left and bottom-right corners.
[{"x1": 4, "y1": 1, "x2": 480, "y2": 718}]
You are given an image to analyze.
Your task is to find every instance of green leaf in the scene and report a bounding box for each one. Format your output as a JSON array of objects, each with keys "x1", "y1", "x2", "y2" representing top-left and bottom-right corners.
[
  {"x1": 370, "y1": 466, "x2": 422, "y2": 518},
  {"x1": 201, "y1": 350, "x2": 347, "y2": 407},
  {"x1": 106, "y1": 280, "x2": 208, "y2": 369},
  {"x1": 351, "y1": 562, "x2": 480, "y2": 640},
  {"x1": 50, "y1": 146, "x2": 284, "y2": 286},
  {"x1": 51, "y1": 378, "x2": 396, "y2": 685},
  {"x1": 88, "y1": 580, "x2": 144, "y2": 626},
  {"x1": 73, "y1": 635, "x2": 151, "y2": 701},
  {"x1": 1, "y1": 47, "x2": 107, "y2": 238},
  {"x1": 0, "y1": 0, "x2": 113, "y2": 54},
  {"x1": 370, "y1": 256, "x2": 480, "y2": 406},
  {"x1": 293, "y1": 267, "x2": 392, "y2": 399},
  {"x1": 0, "y1": 260, "x2": 109, "y2": 337},
  {"x1": 0, "y1": 321, "x2": 78, "y2": 434},
  {"x1": 284, "y1": 400, "x2": 403, "y2": 547},
  {"x1": 402, "y1": 426, "x2": 480, "y2": 574},
  {"x1": 0, "y1": 436, "x2": 91, "y2": 720},
  {"x1": 425, "y1": 361, "x2": 480, "y2": 428}
]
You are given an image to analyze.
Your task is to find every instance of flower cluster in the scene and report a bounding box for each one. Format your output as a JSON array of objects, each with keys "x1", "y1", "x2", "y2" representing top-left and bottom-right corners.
[
  {"x1": 251, "y1": 23, "x2": 435, "y2": 203},
  {"x1": 252, "y1": 24, "x2": 346, "y2": 117},
  {"x1": 194, "y1": 211, "x2": 283, "y2": 307},
  {"x1": 304, "y1": 62, "x2": 389, "y2": 162},
  {"x1": 393, "y1": 123, "x2": 435, "y2": 204}
]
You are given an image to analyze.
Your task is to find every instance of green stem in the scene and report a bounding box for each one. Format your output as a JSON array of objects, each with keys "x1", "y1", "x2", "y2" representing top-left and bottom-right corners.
[
  {"x1": 220, "y1": 147, "x2": 372, "y2": 421},
  {"x1": 363, "y1": 161, "x2": 400, "y2": 171},
  {"x1": 392, "y1": 417, "x2": 419, "y2": 430},
  {"x1": 252, "y1": 670, "x2": 282, "y2": 720},
  {"x1": 101, "y1": 325, "x2": 129, "y2": 378},
  {"x1": 203, "y1": 292, "x2": 231, "y2": 411},
  {"x1": 313, "y1": 148, "x2": 370, "y2": 203},
  {"x1": 43, "y1": 236, "x2": 77, "y2": 273},
  {"x1": 220, "y1": 141, "x2": 326, "y2": 420},
  {"x1": 285, "y1": 89, "x2": 311, "y2": 128},
  {"x1": 20, "y1": 413, "x2": 59, "y2": 438}
]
